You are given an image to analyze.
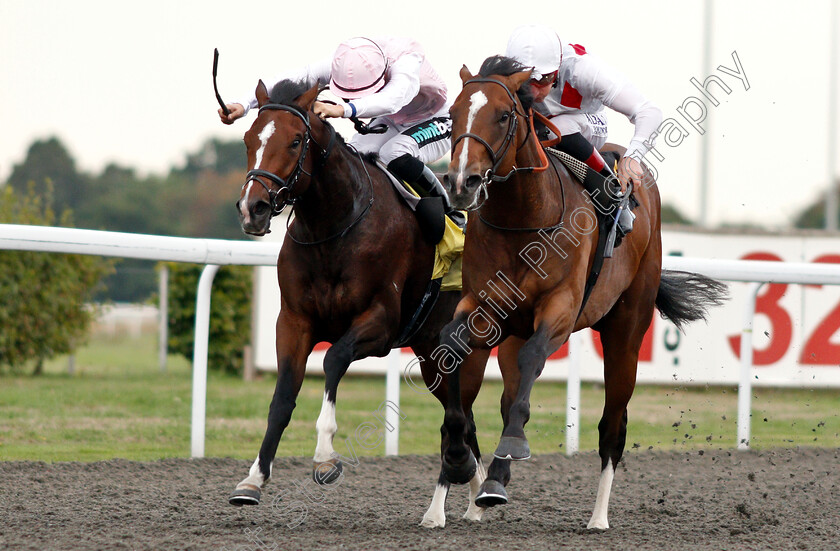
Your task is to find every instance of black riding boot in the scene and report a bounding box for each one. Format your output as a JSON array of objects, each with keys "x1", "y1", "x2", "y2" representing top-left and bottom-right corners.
[{"x1": 387, "y1": 154, "x2": 466, "y2": 231}]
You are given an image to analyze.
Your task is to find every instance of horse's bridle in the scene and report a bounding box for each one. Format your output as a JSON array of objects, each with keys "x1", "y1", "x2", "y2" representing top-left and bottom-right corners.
[
  {"x1": 451, "y1": 77, "x2": 535, "y2": 185},
  {"x1": 243, "y1": 103, "x2": 335, "y2": 216},
  {"x1": 454, "y1": 77, "x2": 563, "y2": 232}
]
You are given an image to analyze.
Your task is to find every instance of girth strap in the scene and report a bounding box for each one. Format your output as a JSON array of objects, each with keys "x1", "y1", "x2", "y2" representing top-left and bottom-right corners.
[{"x1": 393, "y1": 278, "x2": 443, "y2": 348}]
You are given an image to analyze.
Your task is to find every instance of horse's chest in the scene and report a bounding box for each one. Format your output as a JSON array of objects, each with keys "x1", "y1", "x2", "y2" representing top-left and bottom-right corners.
[{"x1": 306, "y1": 277, "x2": 356, "y2": 312}]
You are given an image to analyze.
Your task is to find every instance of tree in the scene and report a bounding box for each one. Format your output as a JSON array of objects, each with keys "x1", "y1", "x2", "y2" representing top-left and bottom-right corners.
[
  {"x1": 0, "y1": 184, "x2": 113, "y2": 374},
  {"x1": 164, "y1": 262, "x2": 252, "y2": 374},
  {"x1": 177, "y1": 138, "x2": 247, "y2": 178},
  {"x1": 7, "y1": 137, "x2": 89, "y2": 215},
  {"x1": 793, "y1": 180, "x2": 840, "y2": 229},
  {"x1": 2, "y1": 136, "x2": 253, "y2": 303},
  {"x1": 661, "y1": 203, "x2": 693, "y2": 225}
]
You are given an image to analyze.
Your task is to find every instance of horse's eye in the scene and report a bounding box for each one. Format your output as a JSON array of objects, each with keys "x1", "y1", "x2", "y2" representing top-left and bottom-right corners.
[
  {"x1": 291, "y1": 138, "x2": 302, "y2": 148},
  {"x1": 499, "y1": 112, "x2": 510, "y2": 123}
]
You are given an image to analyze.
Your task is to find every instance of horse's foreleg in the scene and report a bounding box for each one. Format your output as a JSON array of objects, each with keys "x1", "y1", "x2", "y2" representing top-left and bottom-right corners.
[
  {"x1": 439, "y1": 311, "x2": 485, "y2": 485},
  {"x1": 459, "y1": 348, "x2": 490, "y2": 522},
  {"x1": 312, "y1": 305, "x2": 394, "y2": 485},
  {"x1": 495, "y1": 323, "x2": 554, "y2": 461},
  {"x1": 230, "y1": 312, "x2": 312, "y2": 506},
  {"x1": 419, "y1": 468, "x2": 451, "y2": 527},
  {"x1": 587, "y1": 280, "x2": 656, "y2": 529},
  {"x1": 476, "y1": 336, "x2": 522, "y2": 507},
  {"x1": 462, "y1": 435, "x2": 488, "y2": 521},
  {"x1": 415, "y1": 335, "x2": 488, "y2": 526},
  {"x1": 412, "y1": 343, "x2": 453, "y2": 528},
  {"x1": 312, "y1": 389, "x2": 342, "y2": 484}
]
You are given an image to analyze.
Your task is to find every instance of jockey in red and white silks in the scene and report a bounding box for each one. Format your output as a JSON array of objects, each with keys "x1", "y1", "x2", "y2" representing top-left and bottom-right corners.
[
  {"x1": 506, "y1": 24, "x2": 663, "y2": 232},
  {"x1": 220, "y1": 36, "x2": 455, "y2": 212}
]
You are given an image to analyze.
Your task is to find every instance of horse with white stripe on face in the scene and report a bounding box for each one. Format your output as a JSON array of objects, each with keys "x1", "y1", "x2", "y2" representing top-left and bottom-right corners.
[
  {"x1": 230, "y1": 78, "x2": 495, "y2": 528},
  {"x1": 438, "y1": 56, "x2": 727, "y2": 529}
]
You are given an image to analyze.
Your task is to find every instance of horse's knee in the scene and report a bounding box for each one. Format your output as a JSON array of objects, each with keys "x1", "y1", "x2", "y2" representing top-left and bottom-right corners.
[
  {"x1": 440, "y1": 314, "x2": 470, "y2": 349},
  {"x1": 323, "y1": 338, "x2": 354, "y2": 372},
  {"x1": 444, "y1": 409, "x2": 467, "y2": 432}
]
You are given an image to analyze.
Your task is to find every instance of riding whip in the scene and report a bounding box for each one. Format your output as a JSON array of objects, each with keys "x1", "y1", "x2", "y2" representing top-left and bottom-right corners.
[{"x1": 213, "y1": 48, "x2": 230, "y2": 116}]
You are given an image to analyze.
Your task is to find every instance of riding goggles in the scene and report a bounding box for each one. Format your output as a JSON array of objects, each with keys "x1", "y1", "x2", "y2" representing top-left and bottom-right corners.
[{"x1": 530, "y1": 71, "x2": 558, "y2": 87}]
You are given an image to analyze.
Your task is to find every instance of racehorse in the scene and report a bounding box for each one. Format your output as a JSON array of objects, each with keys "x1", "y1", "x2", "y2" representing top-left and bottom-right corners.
[
  {"x1": 436, "y1": 57, "x2": 727, "y2": 529},
  {"x1": 230, "y1": 78, "x2": 491, "y2": 527}
]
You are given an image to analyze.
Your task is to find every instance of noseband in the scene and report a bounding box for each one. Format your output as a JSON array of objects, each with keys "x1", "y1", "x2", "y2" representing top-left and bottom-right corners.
[
  {"x1": 243, "y1": 103, "x2": 335, "y2": 216},
  {"x1": 451, "y1": 77, "x2": 533, "y2": 184}
]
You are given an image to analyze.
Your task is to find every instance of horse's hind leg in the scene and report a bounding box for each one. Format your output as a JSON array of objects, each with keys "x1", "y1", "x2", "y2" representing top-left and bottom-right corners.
[
  {"x1": 230, "y1": 311, "x2": 313, "y2": 506},
  {"x1": 587, "y1": 281, "x2": 657, "y2": 529},
  {"x1": 311, "y1": 306, "x2": 396, "y2": 485}
]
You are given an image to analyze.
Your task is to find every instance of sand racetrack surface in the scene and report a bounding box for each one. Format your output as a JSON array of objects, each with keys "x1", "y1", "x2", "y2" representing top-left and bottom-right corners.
[{"x1": 1, "y1": 448, "x2": 837, "y2": 550}]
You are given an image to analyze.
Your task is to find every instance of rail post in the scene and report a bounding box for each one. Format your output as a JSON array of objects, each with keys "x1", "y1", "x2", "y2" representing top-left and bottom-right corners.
[
  {"x1": 191, "y1": 264, "x2": 220, "y2": 458},
  {"x1": 737, "y1": 282, "x2": 763, "y2": 450}
]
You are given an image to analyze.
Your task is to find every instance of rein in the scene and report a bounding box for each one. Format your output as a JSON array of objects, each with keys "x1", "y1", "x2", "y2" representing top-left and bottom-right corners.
[
  {"x1": 243, "y1": 103, "x2": 318, "y2": 216},
  {"x1": 452, "y1": 77, "x2": 550, "y2": 184},
  {"x1": 477, "y1": 154, "x2": 566, "y2": 232},
  {"x1": 456, "y1": 77, "x2": 562, "y2": 232},
  {"x1": 285, "y1": 145, "x2": 375, "y2": 246},
  {"x1": 244, "y1": 103, "x2": 338, "y2": 215},
  {"x1": 243, "y1": 102, "x2": 375, "y2": 245}
]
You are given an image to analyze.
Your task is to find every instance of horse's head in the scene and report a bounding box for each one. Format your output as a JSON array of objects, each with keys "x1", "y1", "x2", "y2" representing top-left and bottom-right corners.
[
  {"x1": 237, "y1": 79, "x2": 321, "y2": 236},
  {"x1": 445, "y1": 57, "x2": 534, "y2": 210}
]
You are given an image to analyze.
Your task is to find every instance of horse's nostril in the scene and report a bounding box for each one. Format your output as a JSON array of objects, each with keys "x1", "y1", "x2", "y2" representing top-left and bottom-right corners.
[
  {"x1": 465, "y1": 175, "x2": 483, "y2": 189},
  {"x1": 442, "y1": 173, "x2": 450, "y2": 185},
  {"x1": 253, "y1": 201, "x2": 269, "y2": 217}
]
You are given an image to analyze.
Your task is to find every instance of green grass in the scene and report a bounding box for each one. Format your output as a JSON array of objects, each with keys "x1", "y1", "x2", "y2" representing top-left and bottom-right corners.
[{"x1": 1, "y1": 333, "x2": 838, "y2": 462}]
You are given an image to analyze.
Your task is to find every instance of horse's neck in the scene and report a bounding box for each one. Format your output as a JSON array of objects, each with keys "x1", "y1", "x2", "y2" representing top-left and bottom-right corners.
[
  {"x1": 292, "y1": 146, "x2": 370, "y2": 236},
  {"x1": 482, "y1": 143, "x2": 563, "y2": 225}
]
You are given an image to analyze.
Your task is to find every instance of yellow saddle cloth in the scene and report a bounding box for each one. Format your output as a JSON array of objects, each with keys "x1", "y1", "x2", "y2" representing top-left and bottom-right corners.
[
  {"x1": 400, "y1": 180, "x2": 465, "y2": 292},
  {"x1": 435, "y1": 214, "x2": 465, "y2": 292}
]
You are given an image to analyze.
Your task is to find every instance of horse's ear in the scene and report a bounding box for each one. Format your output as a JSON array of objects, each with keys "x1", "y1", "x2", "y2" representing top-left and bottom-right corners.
[
  {"x1": 297, "y1": 81, "x2": 321, "y2": 112},
  {"x1": 459, "y1": 65, "x2": 474, "y2": 85},
  {"x1": 509, "y1": 69, "x2": 533, "y2": 92},
  {"x1": 255, "y1": 80, "x2": 270, "y2": 107}
]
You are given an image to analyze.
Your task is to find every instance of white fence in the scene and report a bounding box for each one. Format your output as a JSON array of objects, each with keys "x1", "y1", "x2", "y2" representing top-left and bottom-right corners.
[
  {"x1": 0, "y1": 224, "x2": 279, "y2": 458},
  {"x1": 3, "y1": 223, "x2": 840, "y2": 458}
]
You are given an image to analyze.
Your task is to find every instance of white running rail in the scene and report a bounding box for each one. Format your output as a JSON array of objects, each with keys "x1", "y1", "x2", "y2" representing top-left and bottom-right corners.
[{"x1": 3, "y1": 224, "x2": 840, "y2": 457}]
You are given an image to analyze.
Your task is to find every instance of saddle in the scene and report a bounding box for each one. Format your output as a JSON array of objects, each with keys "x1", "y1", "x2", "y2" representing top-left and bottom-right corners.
[
  {"x1": 544, "y1": 147, "x2": 638, "y2": 253},
  {"x1": 544, "y1": 147, "x2": 640, "y2": 319}
]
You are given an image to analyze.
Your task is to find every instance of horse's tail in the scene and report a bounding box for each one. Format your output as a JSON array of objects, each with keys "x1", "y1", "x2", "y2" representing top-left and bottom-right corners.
[{"x1": 655, "y1": 270, "x2": 729, "y2": 331}]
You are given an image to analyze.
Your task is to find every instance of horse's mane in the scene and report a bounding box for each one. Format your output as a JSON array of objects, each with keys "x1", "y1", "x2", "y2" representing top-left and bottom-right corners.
[
  {"x1": 267, "y1": 78, "x2": 381, "y2": 166},
  {"x1": 268, "y1": 79, "x2": 316, "y2": 117},
  {"x1": 478, "y1": 56, "x2": 535, "y2": 112}
]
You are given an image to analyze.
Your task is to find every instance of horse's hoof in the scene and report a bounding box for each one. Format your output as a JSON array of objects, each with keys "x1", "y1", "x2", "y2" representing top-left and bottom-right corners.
[
  {"x1": 475, "y1": 479, "x2": 508, "y2": 508},
  {"x1": 442, "y1": 449, "x2": 477, "y2": 485},
  {"x1": 463, "y1": 504, "x2": 485, "y2": 521},
  {"x1": 419, "y1": 513, "x2": 446, "y2": 528},
  {"x1": 313, "y1": 459, "x2": 343, "y2": 485},
  {"x1": 494, "y1": 436, "x2": 531, "y2": 460},
  {"x1": 587, "y1": 517, "x2": 609, "y2": 530},
  {"x1": 229, "y1": 484, "x2": 261, "y2": 506}
]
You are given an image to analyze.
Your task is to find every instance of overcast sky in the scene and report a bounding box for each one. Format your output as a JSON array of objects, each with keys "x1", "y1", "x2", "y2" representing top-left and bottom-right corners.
[{"x1": 1, "y1": 0, "x2": 837, "y2": 228}]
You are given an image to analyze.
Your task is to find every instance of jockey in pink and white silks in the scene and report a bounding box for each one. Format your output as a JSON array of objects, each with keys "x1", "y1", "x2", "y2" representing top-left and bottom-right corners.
[
  {"x1": 219, "y1": 36, "x2": 455, "y2": 214},
  {"x1": 505, "y1": 24, "x2": 663, "y2": 235}
]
